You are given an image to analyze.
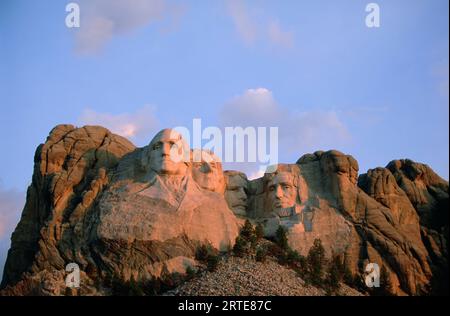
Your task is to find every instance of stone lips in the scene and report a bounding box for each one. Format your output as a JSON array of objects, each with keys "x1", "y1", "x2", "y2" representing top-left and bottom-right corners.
[{"x1": 0, "y1": 127, "x2": 448, "y2": 296}]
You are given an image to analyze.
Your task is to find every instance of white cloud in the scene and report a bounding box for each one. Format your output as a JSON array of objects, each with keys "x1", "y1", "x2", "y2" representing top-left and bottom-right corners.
[
  {"x1": 225, "y1": 0, "x2": 294, "y2": 49},
  {"x1": 220, "y1": 87, "x2": 351, "y2": 155},
  {"x1": 78, "y1": 105, "x2": 159, "y2": 143},
  {"x1": 74, "y1": 0, "x2": 184, "y2": 55},
  {"x1": 248, "y1": 169, "x2": 265, "y2": 180},
  {"x1": 219, "y1": 88, "x2": 350, "y2": 177}
]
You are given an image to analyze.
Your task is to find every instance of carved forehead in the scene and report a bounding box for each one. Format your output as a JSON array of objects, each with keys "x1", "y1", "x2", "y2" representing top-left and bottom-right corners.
[
  {"x1": 226, "y1": 174, "x2": 248, "y2": 188},
  {"x1": 151, "y1": 129, "x2": 184, "y2": 143},
  {"x1": 267, "y1": 172, "x2": 295, "y2": 186},
  {"x1": 191, "y1": 149, "x2": 222, "y2": 163}
]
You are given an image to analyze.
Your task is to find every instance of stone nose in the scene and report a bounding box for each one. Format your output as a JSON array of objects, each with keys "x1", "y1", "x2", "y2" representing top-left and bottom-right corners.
[
  {"x1": 161, "y1": 143, "x2": 172, "y2": 156},
  {"x1": 237, "y1": 187, "x2": 247, "y2": 200},
  {"x1": 201, "y1": 162, "x2": 212, "y2": 173},
  {"x1": 274, "y1": 185, "x2": 283, "y2": 198}
]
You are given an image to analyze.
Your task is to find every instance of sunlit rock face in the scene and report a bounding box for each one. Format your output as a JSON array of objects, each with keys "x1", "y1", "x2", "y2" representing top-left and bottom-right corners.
[
  {"x1": 246, "y1": 150, "x2": 447, "y2": 295},
  {"x1": 191, "y1": 149, "x2": 226, "y2": 194},
  {"x1": 248, "y1": 162, "x2": 353, "y2": 266},
  {"x1": 224, "y1": 171, "x2": 249, "y2": 217},
  {"x1": 143, "y1": 129, "x2": 190, "y2": 175},
  {"x1": 94, "y1": 129, "x2": 239, "y2": 282},
  {"x1": 0, "y1": 127, "x2": 239, "y2": 295},
  {"x1": 0, "y1": 124, "x2": 136, "y2": 293},
  {"x1": 1, "y1": 127, "x2": 448, "y2": 296}
]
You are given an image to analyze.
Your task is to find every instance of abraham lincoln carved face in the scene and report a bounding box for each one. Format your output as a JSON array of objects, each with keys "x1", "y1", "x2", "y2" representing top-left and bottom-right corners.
[{"x1": 266, "y1": 172, "x2": 297, "y2": 211}]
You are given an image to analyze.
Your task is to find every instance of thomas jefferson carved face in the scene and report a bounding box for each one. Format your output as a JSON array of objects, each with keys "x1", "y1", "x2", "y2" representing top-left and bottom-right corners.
[
  {"x1": 191, "y1": 149, "x2": 225, "y2": 193},
  {"x1": 267, "y1": 172, "x2": 297, "y2": 210},
  {"x1": 145, "y1": 129, "x2": 189, "y2": 175},
  {"x1": 224, "y1": 172, "x2": 248, "y2": 216}
]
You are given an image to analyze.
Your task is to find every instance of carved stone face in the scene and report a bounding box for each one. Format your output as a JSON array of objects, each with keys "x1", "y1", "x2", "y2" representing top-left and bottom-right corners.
[
  {"x1": 146, "y1": 129, "x2": 188, "y2": 175},
  {"x1": 267, "y1": 172, "x2": 297, "y2": 210},
  {"x1": 224, "y1": 172, "x2": 248, "y2": 216},
  {"x1": 191, "y1": 149, "x2": 225, "y2": 193}
]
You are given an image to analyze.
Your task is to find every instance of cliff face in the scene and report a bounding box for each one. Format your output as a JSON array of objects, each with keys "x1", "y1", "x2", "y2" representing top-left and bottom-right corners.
[
  {"x1": 0, "y1": 125, "x2": 136, "y2": 294},
  {"x1": 1, "y1": 126, "x2": 448, "y2": 296},
  {"x1": 247, "y1": 151, "x2": 447, "y2": 295}
]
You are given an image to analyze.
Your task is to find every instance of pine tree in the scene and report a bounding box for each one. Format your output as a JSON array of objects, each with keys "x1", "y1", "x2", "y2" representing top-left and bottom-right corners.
[
  {"x1": 326, "y1": 255, "x2": 344, "y2": 294},
  {"x1": 255, "y1": 223, "x2": 265, "y2": 240},
  {"x1": 111, "y1": 274, "x2": 128, "y2": 296},
  {"x1": 241, "y1": 219, "x2": 255, "y2": 240},
  {"x1": 256, "y1": 247, "x2": 268, "y2": 262},
  {"x1": 233, "y1": 235, "x2": 246, "y2": 257},
  {"x1": 275, "y1": 226, "x2": 289, "y2": 250},
  {"x1": 128, "y1": 275, "x2": 144, "y2": 296},
  {"x1": 307, "y1": 238, "x2": 326, "y2": 286},
  {"x1": 195, "y1": 243, "x2": 214, "y2": 262},
  {"x1": 343, "y1": 267, "x2": 354, "y2": 286},
  {"x1": 186, "y1": 266, "x2": 196, "y2": 280},
  {"x1": 207, "y1": 254, "x2": 220, "y2": 272},
  {"x1": 143, "y1": 277, "x2": 161, "y2": 296}
]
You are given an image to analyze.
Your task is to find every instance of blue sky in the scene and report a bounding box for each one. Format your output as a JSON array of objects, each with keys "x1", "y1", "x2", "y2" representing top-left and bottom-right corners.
[{"x1": 0, "y1": 0, "x2": 448, "y2": 275}]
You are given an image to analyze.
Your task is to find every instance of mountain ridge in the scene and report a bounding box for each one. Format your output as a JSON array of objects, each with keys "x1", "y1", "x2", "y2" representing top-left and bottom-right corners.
[{"x1": 1, "y1": 125, "x2": 448, "y2": 296}]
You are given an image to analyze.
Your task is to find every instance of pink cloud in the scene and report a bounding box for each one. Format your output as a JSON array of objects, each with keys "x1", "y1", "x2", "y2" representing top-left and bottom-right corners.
[
  {"x1": 268, "y1": 20, "x2": 294, "y2": 49},
  {"x1": 78, "y1": 105, "x2": 159, "y2": 144},
  {"x1": 0, "y1": 185, "x2": 24, "y2": 240}
]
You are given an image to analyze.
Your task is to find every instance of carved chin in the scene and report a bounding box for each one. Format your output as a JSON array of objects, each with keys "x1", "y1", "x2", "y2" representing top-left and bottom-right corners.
[
  {"x1": 231, "y1": 204, "x2": 247, "y2": 215},
  {"x1": 153, "y1": 161, "x2": 185, "y2": 175},
  {"x1": 232, "y1": 203, "x2": 247, "y2": 211},
  {"x1": 196, "y1": 177, "x2": 215, "y2": 190}
]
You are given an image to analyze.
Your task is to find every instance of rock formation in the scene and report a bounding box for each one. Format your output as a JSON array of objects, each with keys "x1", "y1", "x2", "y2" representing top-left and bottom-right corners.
[
  {"x1": 247, "y1": 150, "x2": 447, "y2": 295},
  {"x1": 191, "y1": 149, "x2": 226, "y2": 194},
  {"x1": 1, "y1": 125, "x2": 135, "y2": 293},
  {"x1": 224, "y1": 171, "x2": 249, "y2": 217},
  {"x1": 0, "y1": 126, "x2": 239, "y2": 295},
  {"x1": 93, "y1": 129, "x2": 239, "y2": 284},
  {"x1": 0, "y1": 127, "x2": 448, "y2": 296}
]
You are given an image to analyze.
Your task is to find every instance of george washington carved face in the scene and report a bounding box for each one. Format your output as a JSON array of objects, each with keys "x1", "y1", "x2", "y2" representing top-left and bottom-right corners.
[{"x1": 142, "y1": 129, "x2": 189, "y2": 175}]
